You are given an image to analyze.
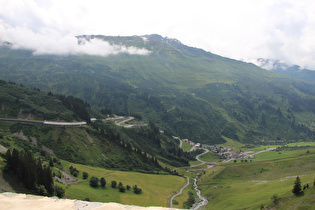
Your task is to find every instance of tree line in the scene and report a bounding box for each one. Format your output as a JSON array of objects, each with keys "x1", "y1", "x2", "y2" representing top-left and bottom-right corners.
[
  {"x1": 4, "y1": 149, "x2": 64, "y2": 197},
  {"x1": 88, "y1": 175, "x2": 142, "y2": 194}
]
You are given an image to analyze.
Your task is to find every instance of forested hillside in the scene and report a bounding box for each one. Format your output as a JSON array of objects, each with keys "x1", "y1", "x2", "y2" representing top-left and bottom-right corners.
[
  {"x1": 0, "y1": 80, "x2": 194, "y2": 171},
  {"x1": 1, "y1": 35, "x2": 315, "y2": 144}
]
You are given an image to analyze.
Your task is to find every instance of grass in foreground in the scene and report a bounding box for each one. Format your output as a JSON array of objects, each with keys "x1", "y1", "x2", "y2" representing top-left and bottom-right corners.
[
  {"x1": 60, "y1": 161, "x2": 186, "y2": 207},
  {"x1": 197, "y1": 154, "x2": 315, "y2": 209}
]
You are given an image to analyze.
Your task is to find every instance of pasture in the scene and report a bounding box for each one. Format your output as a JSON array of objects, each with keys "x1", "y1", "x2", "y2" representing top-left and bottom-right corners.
[
  {"x1": 58, "y1": 161, "x2": 186, "y2": 207},
  {"x1": 197, "y1": 154, "x2": 315, "y2": 209}
]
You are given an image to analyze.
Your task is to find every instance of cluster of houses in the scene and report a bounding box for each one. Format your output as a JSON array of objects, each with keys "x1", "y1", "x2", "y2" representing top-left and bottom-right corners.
[
  {"x1": 205, "y1": 145, "x2": 254, "y2": 159},
  {"x1": 174, "y1": 136, "x2": 254, "y2": 160}
]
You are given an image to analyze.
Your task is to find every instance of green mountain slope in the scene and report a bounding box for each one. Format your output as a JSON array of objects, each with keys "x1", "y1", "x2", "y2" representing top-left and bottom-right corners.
[
  {"x1": 0, "y1": 80, "x2": 195, "y2": 171},
  {"x1": 198, "y1": 154, "x2": 315, "y2": 209},
  {"x1": 0, "y1": 80, "x2": 80, "y2": 121},
  {"x1": 1, "y1": 35, "x2": 315, "y2": 144}
]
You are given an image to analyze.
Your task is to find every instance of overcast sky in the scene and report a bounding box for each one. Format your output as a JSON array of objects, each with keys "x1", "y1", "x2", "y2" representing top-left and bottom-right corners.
[{"x1": 1, "y1": 0, "x2": 315, "y2": 68}]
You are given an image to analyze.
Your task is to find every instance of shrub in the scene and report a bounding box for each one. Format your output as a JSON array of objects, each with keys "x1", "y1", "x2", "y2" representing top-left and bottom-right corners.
[
  {"x1": 90, "y1": 176, "x2": 99, "y2": 188},
  {"x1": 100, "y1": 177, "x2": 106, "y2": 187},
  {"x1": 55, "y1": 185, "x2": 65, "y2": 198},
  {"x1": 111, "y1": 181, "x2": 117, "y2": 188},
  {"x1": 119, "y1": 185, "x2": 126, "y2": 193},
  {"x1": 83, "y1": 172, "x2": 89, "y2": 180},
  {"x1": 69, "y1": 166, "x2": 79, "y2": 177},
  {"x1": 133, "y1": 185, "x2": 142, "y2": 194}
]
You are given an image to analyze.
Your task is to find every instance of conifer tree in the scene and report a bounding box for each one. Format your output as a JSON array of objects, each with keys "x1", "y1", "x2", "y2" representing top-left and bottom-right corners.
[{"x1": 292, "y1": 176, "x2": 302, "y2": 195}]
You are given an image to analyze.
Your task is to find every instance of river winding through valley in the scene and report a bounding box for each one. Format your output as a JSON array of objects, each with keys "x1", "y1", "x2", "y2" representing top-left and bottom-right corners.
[{"x1": 170, "y1": 147, "x2": 211, "y2": 209}]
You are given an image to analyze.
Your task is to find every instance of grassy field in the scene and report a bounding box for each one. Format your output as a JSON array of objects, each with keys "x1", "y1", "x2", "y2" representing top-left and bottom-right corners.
[
  {"x1": 171, "y1": 177, "x2": 193, "y2": 209},
  {"x1": 59, "y1": 161, "x2": 186, "y2": 207},
  {"x1": 198, "y1": 151, "x2": 220, "y2": 163},
  {"x1": 201, "y1": 174, "x2": 315, "y2": 209},
  {"x1": 218, "y1": 136, "x2": 244, "y2": 151},
  {"x1": 253, "y1": 148, "x2": 315, "y2": 161},
  {"x1": 181, "y1": 141, "x2": 192, "y2": 152},
  {"x1": 242, "y1": 142, "x2": 315, "y2": 152},
  {"x1": 197, "y1": 154, "x2": 315, "y2": 209},
  {"x1": 285, "y1": 142, "x2": 315, "y2": 147}
]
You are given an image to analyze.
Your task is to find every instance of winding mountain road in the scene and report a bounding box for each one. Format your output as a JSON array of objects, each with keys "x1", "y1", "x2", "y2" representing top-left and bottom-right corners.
[
  {"x1": 170, "y1": 177, "x2": 190, "y2": 208},
  {"x1": 114, "y1": 116, "x2": 135, "y2": 127},
  {"x1": 178, "y1": 139, "x2": 183, "y2": 148},
  {"x1": 0, "y1": 118, "x2": 86, "y2": 126},
  {"x1": 170, "y1": 148, "x2": 211, "y2": 209}
]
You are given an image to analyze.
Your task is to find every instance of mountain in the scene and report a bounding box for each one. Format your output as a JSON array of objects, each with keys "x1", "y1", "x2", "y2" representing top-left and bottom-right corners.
[
  {"x1": 0, "y1": 79, "x2": 92, "y2": 122},
  {"x1": 1, "y1": 34, "x2": 315, "y2": 144},
  {"x1": 252, "y1": 58, "x2": 315, "y2": 82},
  {"x1": 0, "y1": 80, "x2": 194, "y2": 171}
]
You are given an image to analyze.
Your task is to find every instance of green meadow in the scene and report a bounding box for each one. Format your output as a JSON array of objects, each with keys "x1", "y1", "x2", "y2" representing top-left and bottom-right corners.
[
  {"x1": 181, "y1": 141, "x2": 193, "y2": 152},
  {"x1": 58, "y1": 161, "x2": 186, "y2": 207},
  {"x1": 253, "y1": 148, "x2": 315, "y2": 161},
  {"x1": 198, "y1": 151, "x2": 220, "y2": 163},
  {"x1": 218, "y1": 136, "x2": 244, "y2": 151},
  {"x1": 171, "y1": 178, "x2": 193, "y2": 209},
  {"x1": 197, "y1": 154, "x2": 315, "y2": 209},
  {"x1": 286, "y1": 142, "x2": 315, "y2": 147}
]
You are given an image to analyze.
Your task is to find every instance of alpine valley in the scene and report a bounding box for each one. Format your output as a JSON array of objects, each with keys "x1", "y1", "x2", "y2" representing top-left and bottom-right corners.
[
  {"x1": 1, "y1": 34, "x2": 315, "y2": 209},
  {"x1": 2, "y1": 34, "x2": 315, "y2": 144}
]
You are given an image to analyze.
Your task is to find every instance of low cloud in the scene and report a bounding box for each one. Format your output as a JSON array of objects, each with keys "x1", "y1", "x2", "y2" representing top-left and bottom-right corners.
[
  {"x1": 0, "y1": 23, "x2": 150, "y2": 56},
  {"x1": 1, "y1": 0, "x2": 315, "y2": 68}
]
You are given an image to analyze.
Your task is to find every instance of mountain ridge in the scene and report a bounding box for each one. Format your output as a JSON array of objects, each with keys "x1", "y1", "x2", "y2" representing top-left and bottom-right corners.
[{"x1": 1, "y1": 34, "x2": 315, "y2": 144}]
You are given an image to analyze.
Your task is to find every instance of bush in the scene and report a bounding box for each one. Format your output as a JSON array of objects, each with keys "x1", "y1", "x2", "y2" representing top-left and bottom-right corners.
[
  {"x1": 69, "y1": 166, "x2": 79, "y2": 177},
  {"x1": 55, "y1": 185, "x2": 65, "y2": 198},
  {"x1": 90, "y1": 176, "x2": 99, "y2": 188},
  {"x1": 100, "y1": 177, "x2": 106, "y2": 187},
  {"x1": 83, "y1": 172, "x2": 89, "y2": 180},
  {"x1": 271, "y1": 194, "x2": 279, "y2": 205},
  {"x1": 133, "y1": 185, "x2": 142, "y2": 194},
  {"x1": 36, "y1": 185, "x2": 47, "y2": 196},
  {"x1": 111, "y1": 181, "x2": 117, "y2": 188},
  {"x1": 119, "y1": 185, "x2": 126, "y2": 193}
]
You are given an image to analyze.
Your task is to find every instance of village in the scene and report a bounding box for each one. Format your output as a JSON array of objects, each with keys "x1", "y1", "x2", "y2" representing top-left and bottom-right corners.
[{"x1": 173, "y1": 137, "x2": 254, "y2": 161}]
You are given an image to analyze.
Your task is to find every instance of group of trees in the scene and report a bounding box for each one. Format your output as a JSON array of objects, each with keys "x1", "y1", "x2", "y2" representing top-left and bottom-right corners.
[
  {"x1": 4, "y1": 149, "x2": 55, "y2": 196},
  {"x1": 292, "y1": 176, "x2": 312, "y2": 196},
  {"x1": 69, "y1": 166, "x2": 79, "y2": 177},
  {"x1": 89, "y1": 176, "x2": 141, "y2": 194},
  {"x1": 269, "y1": 176, "x2": 314, "y2": 208}
]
